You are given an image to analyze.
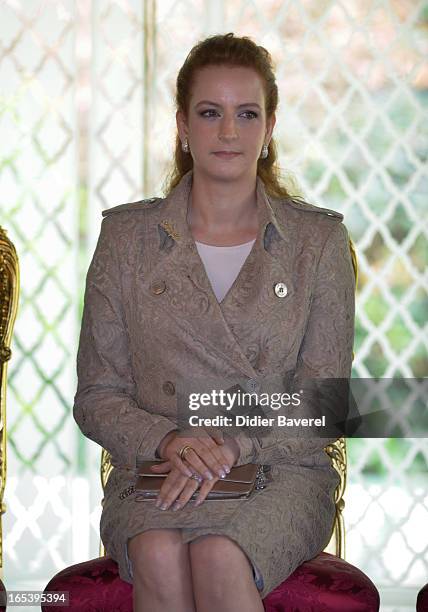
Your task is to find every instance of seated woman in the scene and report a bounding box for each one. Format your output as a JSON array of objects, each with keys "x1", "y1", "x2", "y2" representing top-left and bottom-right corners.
[{"x1": 73, "y1": 32, "x2": 355, "y2": 612}]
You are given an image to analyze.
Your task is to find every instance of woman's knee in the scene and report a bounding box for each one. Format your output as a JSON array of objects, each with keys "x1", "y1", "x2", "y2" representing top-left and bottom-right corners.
[
  {"x1": 189, "y1": 534, "x2": 254, "y2": 583},
  {"x1": 127, "y1": 528, "x2": 187, "y2": 587},
  {"x1": 189, "y1": 535, "x2": 261, "y2": 607}
]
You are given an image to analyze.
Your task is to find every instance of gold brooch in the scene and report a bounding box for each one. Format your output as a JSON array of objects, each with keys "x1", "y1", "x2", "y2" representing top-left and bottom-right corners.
[{"x1": 160, "y1": 220, "x2": 180, "y2": 241}]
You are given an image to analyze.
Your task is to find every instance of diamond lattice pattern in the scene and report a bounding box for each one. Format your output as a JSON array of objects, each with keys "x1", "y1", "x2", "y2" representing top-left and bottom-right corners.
[{"x1": 0, "y1": 0, "x2": 426, "y2": 606}]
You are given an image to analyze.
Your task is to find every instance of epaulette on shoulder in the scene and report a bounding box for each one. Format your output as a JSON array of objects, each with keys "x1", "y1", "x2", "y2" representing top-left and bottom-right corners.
[
  {"x1": 285, "y1": 196, "x2": 343, "y2": 221},
  {"x1": 102, "y1": 197, "x2": 160, "y2": 217}
]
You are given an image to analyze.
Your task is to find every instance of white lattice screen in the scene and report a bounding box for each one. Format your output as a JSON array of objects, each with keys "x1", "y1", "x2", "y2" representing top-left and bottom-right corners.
[{"x1": 0, "y1": 1, "x2": 426, "y2": 610}]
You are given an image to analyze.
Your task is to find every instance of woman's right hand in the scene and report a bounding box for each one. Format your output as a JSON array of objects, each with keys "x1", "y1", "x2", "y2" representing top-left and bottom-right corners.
[
  {"x1": 155, "y1": 427, "x2": 232, "y2": 480},
  {"x1": 150, "y1": 432, "x2": 240, "y2": 512}
]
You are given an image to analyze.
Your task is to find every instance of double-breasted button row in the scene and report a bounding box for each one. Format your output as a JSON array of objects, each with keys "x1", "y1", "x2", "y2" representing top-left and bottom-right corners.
[
  {"x1": 150, "y1": 280, "x2": 166, "y2": 295},
  {"x1": 162, "y1": 381, "x2": 175, "y2": 396},
  {"x1": 151, "y1": 278, "x2": 287, "y2": 299}
]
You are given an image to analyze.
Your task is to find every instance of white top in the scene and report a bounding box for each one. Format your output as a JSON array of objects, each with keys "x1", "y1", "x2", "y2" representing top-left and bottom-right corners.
[{"x1": 195, "y1": 238, "x2": 256, "y2": 303}]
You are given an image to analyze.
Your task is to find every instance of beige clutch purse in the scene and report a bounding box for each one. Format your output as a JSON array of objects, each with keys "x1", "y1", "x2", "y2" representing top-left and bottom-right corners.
[{"x1": 132, "y1": 461, "x2": 268, "y2": 501}]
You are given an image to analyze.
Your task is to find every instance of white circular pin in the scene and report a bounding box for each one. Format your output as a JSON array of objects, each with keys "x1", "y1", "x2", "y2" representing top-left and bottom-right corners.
[{"x1": 274, "y1": 282, "x2": 288, "y2": 298}]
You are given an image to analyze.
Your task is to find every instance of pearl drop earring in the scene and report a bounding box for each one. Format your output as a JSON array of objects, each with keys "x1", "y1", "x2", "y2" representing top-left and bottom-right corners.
[
  {"x1": 182, "y1": 138, "x2": 190, "y2": 153},
  {"x1": 260, "y1": 144, "x2": 268, "y2": 159}
]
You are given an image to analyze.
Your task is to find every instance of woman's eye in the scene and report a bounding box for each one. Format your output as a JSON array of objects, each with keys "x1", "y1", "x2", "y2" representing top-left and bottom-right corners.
[
  {"x1": 241, "y1": 111, "x2": 258, "y2": 119},
  {"x1": 199, "y1": 110, "x2": 258, "y2": 119},
  {"x1": 200, "y1": 110, "x2": 219, "y2": 117}
]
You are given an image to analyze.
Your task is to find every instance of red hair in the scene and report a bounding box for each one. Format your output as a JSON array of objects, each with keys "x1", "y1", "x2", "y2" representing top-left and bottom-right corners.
[{"x1": 163, "y1": 32, "x2": 300, "y2": 199}]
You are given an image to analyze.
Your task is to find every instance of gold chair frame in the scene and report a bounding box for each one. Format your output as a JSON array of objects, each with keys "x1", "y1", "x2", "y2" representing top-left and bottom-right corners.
[
  {"x1": 0, "y1": 226, "x2": 20, "y2": 578},
  {"x1": 99, "y1": 238, "x2": 358, "y2": 560}
]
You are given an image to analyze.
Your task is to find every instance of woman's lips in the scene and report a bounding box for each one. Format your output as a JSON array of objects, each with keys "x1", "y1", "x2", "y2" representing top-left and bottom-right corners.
[{"x1": 212, "y1": 152, "x2": 241, "y2": 159}]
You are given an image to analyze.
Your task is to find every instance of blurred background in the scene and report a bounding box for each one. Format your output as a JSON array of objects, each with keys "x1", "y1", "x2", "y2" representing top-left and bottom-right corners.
[{"x1": 0, "y1": 1, "x2": 427, "y2": 611}]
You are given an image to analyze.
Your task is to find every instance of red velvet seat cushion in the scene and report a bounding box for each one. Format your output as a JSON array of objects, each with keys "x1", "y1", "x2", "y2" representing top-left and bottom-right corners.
[
  {"x1": 417, "y1": 583, "x2": 428, "y2": 612},
  {"x1": 264, "y1": 552, "x2": 379, "y2": 612},
  {"x1": 43, "y1": 556, "x2": 132, "y2": 612},
  {"x1": 0, "y1": 579, "x2": 6, "y2": 612},
  {"x1": 42, "y1": 552, "x2": 379, "y2": 612}
]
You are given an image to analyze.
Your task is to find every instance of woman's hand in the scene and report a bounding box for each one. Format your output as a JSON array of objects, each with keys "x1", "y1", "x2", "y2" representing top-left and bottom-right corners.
[
  {"x1": 152, "y1": 464, "x2": 204, "y2": 511},
  {"x1": 152, "y1": 433, "x2": 240, "y2": 511},
  {"x1": 153, "y1": 426, "x2": 233, "y2": 481}
]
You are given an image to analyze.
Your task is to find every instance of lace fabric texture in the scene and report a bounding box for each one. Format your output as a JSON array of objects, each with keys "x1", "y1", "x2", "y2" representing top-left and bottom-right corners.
[{"x1": 74, "y1": 169, "x2": 354, "y2": 599}]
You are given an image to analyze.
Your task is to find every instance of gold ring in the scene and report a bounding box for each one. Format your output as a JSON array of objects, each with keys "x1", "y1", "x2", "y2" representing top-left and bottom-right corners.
[{"x1": 178, "y1": 444, "x2": 194, "y2": 461}]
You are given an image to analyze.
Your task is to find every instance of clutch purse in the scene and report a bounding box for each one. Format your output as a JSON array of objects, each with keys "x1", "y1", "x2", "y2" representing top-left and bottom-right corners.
[{"x1": 132, "y1": 461, "x2": 269, "y2": 502}]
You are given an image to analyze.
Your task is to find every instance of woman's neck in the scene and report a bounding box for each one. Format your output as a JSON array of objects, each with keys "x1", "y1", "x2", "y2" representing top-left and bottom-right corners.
[{"x1": 187, "y1": 173, "x2": 259, "y2": 246}]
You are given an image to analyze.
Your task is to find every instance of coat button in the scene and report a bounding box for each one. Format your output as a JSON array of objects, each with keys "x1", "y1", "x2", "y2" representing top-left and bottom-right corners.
[
  {"x1": 274, "y1": 282, "x2": 288, "y2": 298},
  {"x1": 151, "y1": 280, "x2": 166, "y2": 295},
  {"x1": 162, "y1": 381, "x2": 175, "y2": 396},
  {"x1": 246, "y1": 379, "x2": 260, "y2": 393}
]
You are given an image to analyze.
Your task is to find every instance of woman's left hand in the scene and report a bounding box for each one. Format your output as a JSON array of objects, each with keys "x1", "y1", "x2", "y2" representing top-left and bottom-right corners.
[{"x1": 150, "y1": 434, "x2": 240, "y2": 509}]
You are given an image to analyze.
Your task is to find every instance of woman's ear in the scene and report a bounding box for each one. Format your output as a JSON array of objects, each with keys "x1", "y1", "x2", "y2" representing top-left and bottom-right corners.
[
  {"x1": 266, "y1": 112, "x2": 276, "y2": 141},
  {"x1": 176, "y1": 109, "x2": 188, "y2": 142}
]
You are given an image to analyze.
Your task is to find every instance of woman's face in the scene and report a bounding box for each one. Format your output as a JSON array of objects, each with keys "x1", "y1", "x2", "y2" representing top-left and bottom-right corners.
[{"x1": 177, "y1": 64, "x2": 276, "y2": 182}]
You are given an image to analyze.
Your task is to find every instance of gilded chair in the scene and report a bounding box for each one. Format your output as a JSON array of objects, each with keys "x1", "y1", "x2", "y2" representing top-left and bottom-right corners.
[
  {"x1": 43, "y1": 238, "x2": 380, "y2": 611},
  {"x1": 0, "y1": 225, "x2": 21, "y2": 610}
]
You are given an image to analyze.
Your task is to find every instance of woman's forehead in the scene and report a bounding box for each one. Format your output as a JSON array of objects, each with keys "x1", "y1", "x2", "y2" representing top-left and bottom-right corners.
[{"x1": 190, "y1": 65, "x2": 265, "y2": 102}]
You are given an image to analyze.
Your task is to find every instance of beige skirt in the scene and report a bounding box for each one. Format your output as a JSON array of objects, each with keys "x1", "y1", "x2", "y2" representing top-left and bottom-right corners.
[{"x1": 100, "y1": 461, "x2": 338, "y2": 600}]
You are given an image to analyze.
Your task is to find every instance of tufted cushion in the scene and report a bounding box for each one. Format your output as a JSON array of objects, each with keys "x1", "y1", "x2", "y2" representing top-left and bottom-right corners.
[
  {"x1": 42, "y1": 552, "x2": 379, "y2": 611},
  {"x1": 417, "y1": 583, "x2": 428, "y2": 612}
]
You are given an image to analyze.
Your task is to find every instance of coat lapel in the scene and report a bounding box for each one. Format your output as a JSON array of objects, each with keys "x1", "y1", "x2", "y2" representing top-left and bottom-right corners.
[{"x1": 139, "y1": 169, "x2": 295, "y2": 379}]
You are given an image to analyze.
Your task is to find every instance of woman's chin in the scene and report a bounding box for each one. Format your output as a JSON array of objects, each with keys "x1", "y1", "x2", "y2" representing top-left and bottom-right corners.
[{"x1": 196, "y1": 160, "x2": 254, "y2": 181}]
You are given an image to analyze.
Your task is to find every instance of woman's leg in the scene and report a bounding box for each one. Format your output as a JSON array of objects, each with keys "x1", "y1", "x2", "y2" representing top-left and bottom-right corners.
[
  {"x1": 127, "y1": 528, "x2": 197, "y2": 612},
  {"x1": 189, "y1": 534, "x2": 265, "y2": 612}
]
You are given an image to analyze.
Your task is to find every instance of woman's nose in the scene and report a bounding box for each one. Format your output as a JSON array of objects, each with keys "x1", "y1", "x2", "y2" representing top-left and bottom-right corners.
[{"x1": 219, "y1": 116, "x2": 238, "y2": 139}]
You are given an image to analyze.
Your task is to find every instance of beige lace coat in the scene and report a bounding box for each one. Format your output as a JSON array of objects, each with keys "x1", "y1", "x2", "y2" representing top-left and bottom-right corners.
[{"x1": 73, "y1": 169, "x2": 355, "y2": 599}]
